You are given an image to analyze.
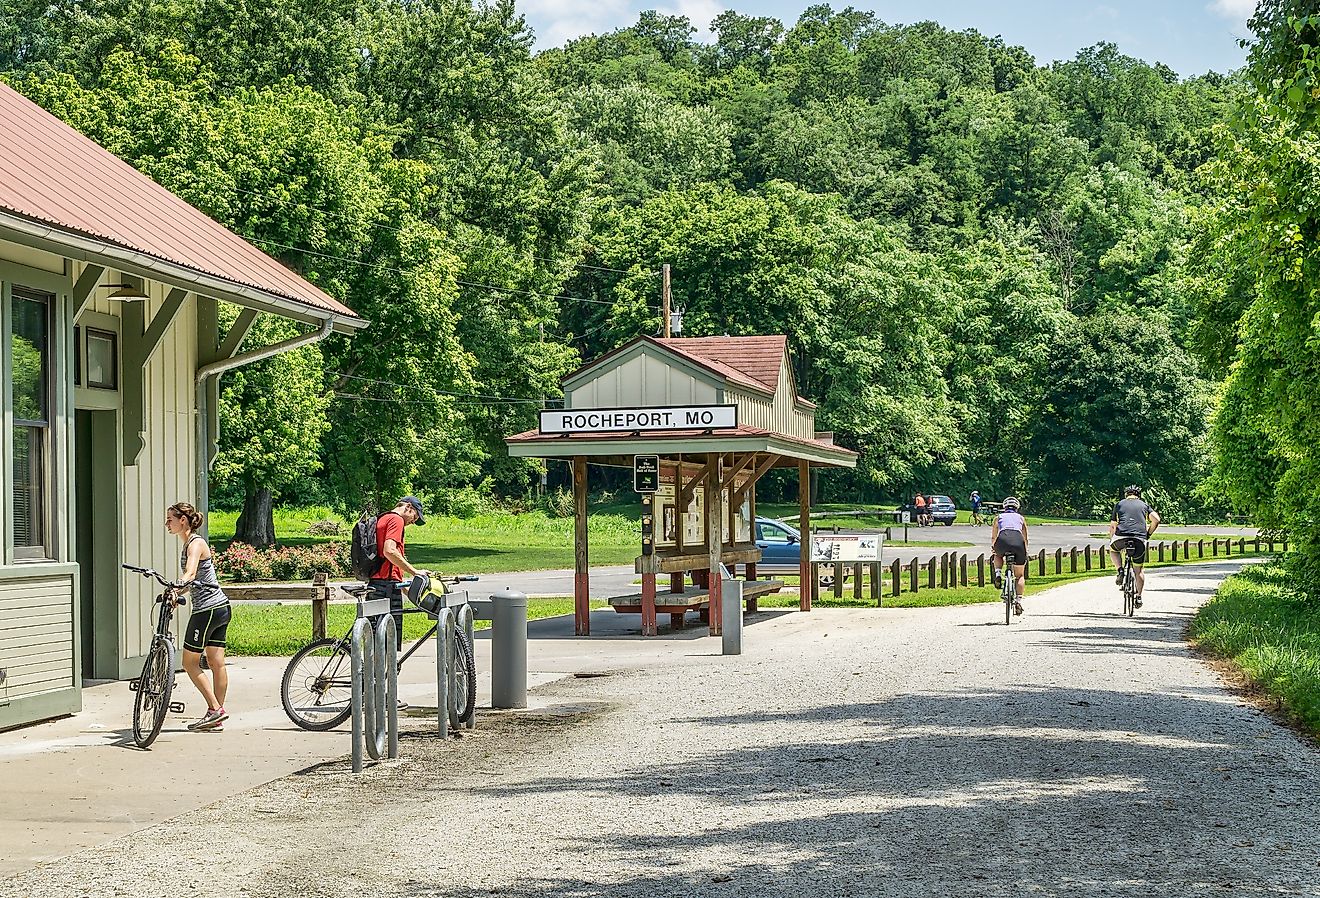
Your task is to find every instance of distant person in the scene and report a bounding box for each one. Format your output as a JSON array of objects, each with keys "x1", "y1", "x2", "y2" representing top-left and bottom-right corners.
[
  {"x1": 165, "y1": 502, "x2": 230, "y2": 732},
  {"x1": 991, "y1": 497, "x2": 1028, "y2": 616},
  {"x1": 970, "y1": 490, "x2": 983, "y2": 525},
  {"x1": 914, "y1": 493, "x2": 927, "y2": 527},
  {"x1": 1109, "y1": 485, "x2": 1160, "y2": 608},
  {"x1": 370, "y1": 496, "x2": 428, "y2": 644}
]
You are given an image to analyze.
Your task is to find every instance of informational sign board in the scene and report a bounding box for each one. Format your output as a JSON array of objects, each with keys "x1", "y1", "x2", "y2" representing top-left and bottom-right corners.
[
  {"x1": 539, "y1": 404, "x2": 738, "y2": 435},
  {"x1": 634, "y1": 455, "x2": 659, "y2": 492},
  {"x1": 900, "y1": 510, "x2": 911, "y2": 524},
  {"x1": 810, "y1": 533, "x2": 883, "y2": 563}
]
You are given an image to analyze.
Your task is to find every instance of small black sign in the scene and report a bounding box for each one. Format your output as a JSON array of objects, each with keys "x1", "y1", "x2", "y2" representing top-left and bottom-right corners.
[{"x1": 634, "y1": 455, "x2": 660, "y2": 493}]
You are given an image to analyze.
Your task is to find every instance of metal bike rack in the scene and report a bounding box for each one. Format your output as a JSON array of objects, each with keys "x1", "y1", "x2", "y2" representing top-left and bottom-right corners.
[
  {"x1": 350, "y1": 596, "x2": 399, "y2": 773},
  {"x1": 432, "y1": 596, "x2": 478, "y2": 738}
]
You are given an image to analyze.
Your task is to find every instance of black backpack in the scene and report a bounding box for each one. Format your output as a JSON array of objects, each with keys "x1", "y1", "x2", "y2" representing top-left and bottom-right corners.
[{"x1": 350, "y1": 512, "x2": 385, "y2": 580}]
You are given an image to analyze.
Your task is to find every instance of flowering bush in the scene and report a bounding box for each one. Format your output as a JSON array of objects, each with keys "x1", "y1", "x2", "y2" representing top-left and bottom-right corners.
[{"x1": 215, "y1": 541, "x2": 352, "y2": 582}]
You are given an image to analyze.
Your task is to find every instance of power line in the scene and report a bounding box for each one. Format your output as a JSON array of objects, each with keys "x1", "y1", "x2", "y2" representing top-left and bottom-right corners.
[
  {"x1": 224, "y1": 182, "x2": 653, "y2": 276},
  {"x1": 328, "y1": 370, "x2": 558, "y2": 403},
  {"x1": 249, "y1": 237, "x2": 646, "y2": 308}
]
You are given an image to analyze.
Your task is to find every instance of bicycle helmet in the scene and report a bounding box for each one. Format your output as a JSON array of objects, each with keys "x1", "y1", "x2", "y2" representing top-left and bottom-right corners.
[
  {"x1": 1003, "y1": 496, "x2": 1020, "y2": 510},
  {"x1": 1124, "y1": 485, "x2": 1142, "y2": 497}
]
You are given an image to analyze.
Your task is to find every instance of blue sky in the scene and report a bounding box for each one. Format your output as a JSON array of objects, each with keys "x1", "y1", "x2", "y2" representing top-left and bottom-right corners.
[{"x1": 521, "y1": 0, "x2": 1255, "y2": 76}]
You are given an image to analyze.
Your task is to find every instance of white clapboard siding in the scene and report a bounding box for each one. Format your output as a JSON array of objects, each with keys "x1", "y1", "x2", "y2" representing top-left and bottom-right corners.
[
  {"x1": 0, "y1": 575, "x2": 74, "y2": 699},
  {"x1": 120, "y1": 281, "x2": 198, "y2": 660}
]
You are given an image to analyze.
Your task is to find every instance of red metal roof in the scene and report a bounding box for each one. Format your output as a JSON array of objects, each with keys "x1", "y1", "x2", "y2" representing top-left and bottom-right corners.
[
  {"x1": 0, "y1": 82, "x2": 359, "y2": 321},
  {"x1": 506, "y1": 423, "x2": 855, "y2": 461}
]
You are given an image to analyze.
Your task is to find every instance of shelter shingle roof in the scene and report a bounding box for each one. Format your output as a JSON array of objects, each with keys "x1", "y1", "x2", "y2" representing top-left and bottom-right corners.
[
  {"x1": 0, "y1": 82, "x2": 359, "y2": 321},
  {"x1": 656, "y1": 336, "x2": 786, "y2": 394}
]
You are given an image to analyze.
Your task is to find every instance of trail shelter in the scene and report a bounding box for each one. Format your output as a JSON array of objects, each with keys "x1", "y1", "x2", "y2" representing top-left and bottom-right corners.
[
  {"x1": 0, "y1": 83, "x2": 365, "y2": 730},
  {"x1": 506, "y1": 335, "x2": 856, "y2": 637}
]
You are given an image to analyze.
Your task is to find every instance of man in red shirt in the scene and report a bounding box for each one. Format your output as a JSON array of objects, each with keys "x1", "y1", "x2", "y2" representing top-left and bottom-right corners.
[{"x1": 368, "y1": 496, "x2": 427, "y2": 644}]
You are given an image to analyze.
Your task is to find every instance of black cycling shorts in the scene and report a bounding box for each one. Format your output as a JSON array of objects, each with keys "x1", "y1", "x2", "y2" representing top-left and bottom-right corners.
[
  {"x1": 183, "y1": 604, "x2": 231, "y2": 652},
  {"x1": 1112, "y1": 536, "x2": 1148, "y2": 565},
  {"x1": 994, "y1": 531, "x2": 1027, "y2": 564}
]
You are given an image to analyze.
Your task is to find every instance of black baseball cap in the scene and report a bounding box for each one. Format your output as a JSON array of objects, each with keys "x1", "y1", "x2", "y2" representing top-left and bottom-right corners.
[{"x1": 400, "y1": 495, "x2": 426, "y2": 525}]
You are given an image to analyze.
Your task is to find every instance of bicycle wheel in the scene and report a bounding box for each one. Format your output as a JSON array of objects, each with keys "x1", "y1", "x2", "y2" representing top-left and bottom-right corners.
[
  {"x1": 132, "y1": 640, "x2": 173, "y2": 749},
  {"x1": 449, "y1": 628, "x2": 477, "y2": 726},
  {"x1": 282, "y1": 638, "x2": 353, "y2": 731},
  {"x1": 1003, "y1": 577, "x2": 1012, "y2": 626}
]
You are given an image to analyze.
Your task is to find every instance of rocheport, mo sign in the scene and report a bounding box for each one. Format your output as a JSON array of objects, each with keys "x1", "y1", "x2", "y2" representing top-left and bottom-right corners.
[{"x1": 539, "y1": 404, "x2": 738, "y2": 434}]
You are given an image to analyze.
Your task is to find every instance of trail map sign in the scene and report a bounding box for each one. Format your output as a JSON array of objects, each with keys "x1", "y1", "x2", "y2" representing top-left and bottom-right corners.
[
  {"x1": 810, "y1": 534, "x2": 882, "y2": 563},
  {"x1": 540, "y1": 405, "x2": 738, "y2": 435}
]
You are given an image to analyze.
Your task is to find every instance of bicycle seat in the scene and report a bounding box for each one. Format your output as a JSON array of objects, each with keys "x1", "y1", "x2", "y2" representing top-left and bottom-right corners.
[{"x1": 341, "y1": 583, "x2": 374, "y2": 598}]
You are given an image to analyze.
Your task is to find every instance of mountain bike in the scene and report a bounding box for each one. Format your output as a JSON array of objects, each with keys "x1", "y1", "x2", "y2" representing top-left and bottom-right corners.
[
  {"x1": 123, "y1": 564, "x2": 188, "y2": 748},
  {"x1": 281, "y1": 574, "x2": 479, "y2": 731}
]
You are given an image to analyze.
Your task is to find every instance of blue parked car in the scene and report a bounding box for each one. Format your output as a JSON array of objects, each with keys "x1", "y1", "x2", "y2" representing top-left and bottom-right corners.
[
  {"x1": 754, "y1": 516, "x2": 803, "y2": 571},
  {"x1": 754, "y1": 517, "x2": 849, "y2": 584}
]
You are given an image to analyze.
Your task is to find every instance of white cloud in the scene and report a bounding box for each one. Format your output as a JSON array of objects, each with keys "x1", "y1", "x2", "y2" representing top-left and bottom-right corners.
[
  {"x1": 1206, "y1": 0, "x2": 1256, "y2": 37},
  {"x1": 521, "y1": 0, "x2": 631, "y2": 46},
  {"x1": 658, "y1": 0, "x2": 723, "y2": 41}
]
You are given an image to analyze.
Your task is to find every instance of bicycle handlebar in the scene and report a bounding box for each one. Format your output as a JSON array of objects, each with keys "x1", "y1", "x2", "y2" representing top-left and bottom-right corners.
[{"x1": 121, "y1": 563, "x2": 186, "y2": 592}]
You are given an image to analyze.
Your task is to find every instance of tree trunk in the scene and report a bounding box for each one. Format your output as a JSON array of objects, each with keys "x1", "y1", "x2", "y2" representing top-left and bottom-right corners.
[{"x1": 234, "y1": 486, "x2": 276, "y2": 547}]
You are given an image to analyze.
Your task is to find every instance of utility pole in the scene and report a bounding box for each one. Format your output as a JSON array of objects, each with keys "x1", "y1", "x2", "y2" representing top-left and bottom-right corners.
[{"x1": 662, "y1": 263, "x2": 672, "y2": 339}]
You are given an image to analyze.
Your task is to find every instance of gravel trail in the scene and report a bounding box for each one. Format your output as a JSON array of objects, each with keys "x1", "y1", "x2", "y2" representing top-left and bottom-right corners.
[{"x1": 5, "y1": 560, "x2": 1317, "y2": 897}]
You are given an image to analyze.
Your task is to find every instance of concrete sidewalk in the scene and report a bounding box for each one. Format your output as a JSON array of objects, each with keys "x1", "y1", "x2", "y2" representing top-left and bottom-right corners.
[{"x1": 0, "y1": 606, "x2": 779, "y2": 878}]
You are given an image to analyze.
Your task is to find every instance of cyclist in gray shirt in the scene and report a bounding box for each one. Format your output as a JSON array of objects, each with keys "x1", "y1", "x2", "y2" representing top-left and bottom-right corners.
[
  {"x1": 166, "y1": 502, "x2": 231, "y2": 731},
  {"x1": 1108, "y1": 486, "x2": 1161, "y2": 607}
]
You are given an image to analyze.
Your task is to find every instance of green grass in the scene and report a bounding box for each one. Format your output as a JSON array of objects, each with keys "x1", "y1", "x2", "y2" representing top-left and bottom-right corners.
[
  {"x1": 208, "y1": 505, "x2": 641, "y2": 575},
  {"x1": 226, "y1": 597, "x2": 604, "y2": 656},
  {"x1": 1190, "y1": 562, "x2": 1320, "y2": 734}
]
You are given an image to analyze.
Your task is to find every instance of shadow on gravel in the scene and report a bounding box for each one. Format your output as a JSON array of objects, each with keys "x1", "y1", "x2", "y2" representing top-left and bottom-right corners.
[{"x1": 445, "y1": 685, "x2": 1317, "y2": 897}]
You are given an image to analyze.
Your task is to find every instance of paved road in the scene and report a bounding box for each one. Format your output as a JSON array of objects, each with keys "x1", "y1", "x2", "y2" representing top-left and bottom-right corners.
[
  {"x1": 6, "y1": 559, "x2": 1316, "y2": 896},
  {"x1": 478, "y1": 523, "x2": 1259, "y2": 598}
]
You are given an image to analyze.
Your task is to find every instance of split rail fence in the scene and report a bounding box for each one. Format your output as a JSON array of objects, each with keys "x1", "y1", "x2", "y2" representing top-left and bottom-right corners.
[{"x1": 804, "y1": 535, "x2": 1287, "y2": 606}]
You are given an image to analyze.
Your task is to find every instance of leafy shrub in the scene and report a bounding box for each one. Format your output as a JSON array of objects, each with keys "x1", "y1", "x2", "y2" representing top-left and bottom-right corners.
[
  {"x1": 305, "y1": 519, "x2": 343, "y2": 536},
  {"x1": 215, "y1": 541, "x2": 352, "y2": 582}
]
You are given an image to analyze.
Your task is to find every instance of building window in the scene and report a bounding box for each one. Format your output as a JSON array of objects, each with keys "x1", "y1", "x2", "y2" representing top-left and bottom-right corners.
[
  {"x1": 11, "y1": 287, "x2": 50, "y2": 559},
  {"x1": 85, "y1": 327, "x2": 117, "y2": 390}
]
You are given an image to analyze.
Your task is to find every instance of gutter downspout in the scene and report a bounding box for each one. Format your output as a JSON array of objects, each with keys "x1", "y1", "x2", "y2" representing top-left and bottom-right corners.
[{"x1": 194, "y1": 318, "x2": 335, "y2": 535}]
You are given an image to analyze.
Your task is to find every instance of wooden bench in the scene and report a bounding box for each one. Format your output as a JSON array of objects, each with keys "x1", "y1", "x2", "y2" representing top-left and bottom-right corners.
[{"x1": 608, "y1": 578, "x2": 784, "y2": 629}]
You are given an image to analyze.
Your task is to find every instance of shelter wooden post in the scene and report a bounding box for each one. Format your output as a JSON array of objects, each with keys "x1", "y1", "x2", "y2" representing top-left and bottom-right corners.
[
  {"x1": 799, "y1": 459, "x2": 812, "y2": 611},
  {"x1": 573, "y1": 456, "x2": 590, "y2": 636},
  {"x1": 746, "y1": 479, "x2": 758, "y2": 582},
  {"x1": 706, "y1": 453, "x2": 724, "y2": 636}
]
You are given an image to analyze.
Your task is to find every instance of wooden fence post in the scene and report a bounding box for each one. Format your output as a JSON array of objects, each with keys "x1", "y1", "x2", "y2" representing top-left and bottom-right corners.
[
  {"x1": 1184, "y1": 539, "x2": 1190, "y2": 558},
  {"x1": 1038, "y1": 548, "x2": 1046, "y2": 578},
  {"x1": 1225, "y1": 538, "x2": 1232, "y2": 557},
  {"x1": 927, "y1": 558, "x2": 936, "y2": 589},
  {"x1": 1198, "y1": 539, "x2": 1204, "y2": 558},
  {"x1": 312, "y1": 571, "x2": 329, "y2": 641},
  {"x1": 977, "y1": 554, "x2": 985, "y2": 588},
  {"x1": 1084, "y1": 545, "x2": 1092, "y2": 571},
  {"x1": 940, "y1": 554, "x2": 948, "y2": 589},
  {"x1": 890, "y1": 559, "x2": 900, "y2": 598},
  {"x1": 1054, "y1": 548, "x2": 1063, "y2": 575},
  {"x1": 1171, "y1": 541, "x2": 1178, "y2": 562},
  {"x1": 960, "y1": 554, "x2": 968, "y2": 586},
  {"x1": 834, "y1": 561, "x2": 844, "y2": 598},
  {"x1": 1099, "y1": 546, "x2": 1107, "y2": 569},
  {"x1": 854, "y1": 563, "x2": 863, "y2": 600},
  {"x1": 1253, "y1": 537, "x2": 1260, "y2": 553},
  {"x1": 1158, "y1": 542, "x2": 1165, "y2": 563},
  {"x1": 910, "y1": 561, "x2": 918, "y2": 594},
  {"x1": 871, "y1": 562, "x2": 881, "y2": 606},
  {"x1": 1070, "y1": 547, "x2": 1078, "y2": 573},
  {"x1": 1238, "y1": 538, "x2": 1245, "y2": 553}
]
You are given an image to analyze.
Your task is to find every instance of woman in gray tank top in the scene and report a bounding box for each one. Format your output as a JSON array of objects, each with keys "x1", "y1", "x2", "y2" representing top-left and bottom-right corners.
[{"x1": 166, "y1": 502, "x2": 231, "y2": 732}]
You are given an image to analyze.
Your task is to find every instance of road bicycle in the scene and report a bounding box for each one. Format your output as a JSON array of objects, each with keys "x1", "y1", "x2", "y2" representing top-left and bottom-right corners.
[
  {"x1": 996, "y1": 552, "x2": 1024, "y2": 625},
  {"x1": 281, "y1": 574, "x2": 479, "y2": 731},
  {"x1": 123, "y1": 564, "x2": 188, "y2": 748},
  {"x1": 1115, "y1": 539, "x2": 1144, "y2": 617}
]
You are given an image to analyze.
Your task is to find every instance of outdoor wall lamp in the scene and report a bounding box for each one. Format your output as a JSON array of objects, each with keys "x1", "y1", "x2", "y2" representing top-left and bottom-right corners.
[{"x1": 104, "y1": 277, "x2": 150, "y2": 301}]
